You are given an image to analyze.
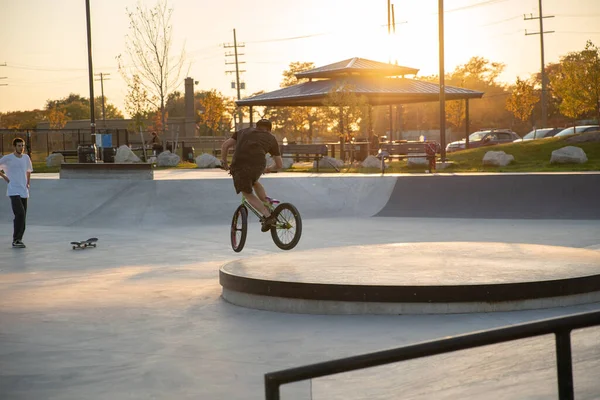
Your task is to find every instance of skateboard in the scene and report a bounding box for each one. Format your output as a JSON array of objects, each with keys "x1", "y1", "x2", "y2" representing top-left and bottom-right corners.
[{"x1": 71, "y1": 237, "x2": 98, "y2": 250}]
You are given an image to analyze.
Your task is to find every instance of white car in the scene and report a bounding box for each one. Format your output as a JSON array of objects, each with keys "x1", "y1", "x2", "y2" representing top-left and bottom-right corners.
[
  {"x1": 513, "y1": 128, "x2": 562, "y2": 142},
  {"x1": 554, "y1": 125, "x2": 599, "y2": 138}
]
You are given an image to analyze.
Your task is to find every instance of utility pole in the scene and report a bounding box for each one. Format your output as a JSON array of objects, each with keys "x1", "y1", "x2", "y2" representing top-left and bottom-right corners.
[
  {"x1": 525, "y1": 0, "x2": 554, "y2": 128},
  {"x1": 439, "y1": 0, "x2": 447, "y2": 162},
  {"x1": 94, "y1": 72, "x2": 110, "y2": 128},
  {"x1": 224, "y1": 29, "x2": 246, "y2": 129},
  {"x1": 0, "y1": 63, "x2": 7, "y2": 86},
  {"x1": 85, "y1": 0, "x2": 96, "y2": 143}
]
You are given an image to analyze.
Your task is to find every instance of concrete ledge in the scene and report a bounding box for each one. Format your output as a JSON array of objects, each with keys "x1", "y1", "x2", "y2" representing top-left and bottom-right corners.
[
  {"x1": 59, "y1": 163, "x2": 154, "y2": 180},
  {"x1": 222, "y1": 289, "x2": 600, "y2": 315},
  {"x1": 219, "y1": 243, "x2": 600, "y2": 315}
]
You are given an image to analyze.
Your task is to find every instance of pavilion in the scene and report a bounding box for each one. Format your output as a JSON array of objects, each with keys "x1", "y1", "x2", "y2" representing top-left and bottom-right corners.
[{"x1": 236, "y1": 57, "x2": 484, "y2": 147}]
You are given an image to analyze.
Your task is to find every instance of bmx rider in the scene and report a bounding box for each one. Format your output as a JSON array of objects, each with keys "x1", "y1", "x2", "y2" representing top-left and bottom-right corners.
[{"x1": 221, "y1": 118, "x2": 283, "y2": 232}]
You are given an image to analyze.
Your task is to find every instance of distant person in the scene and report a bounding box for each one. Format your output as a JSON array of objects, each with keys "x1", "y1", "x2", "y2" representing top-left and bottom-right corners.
[
  {"x1": 220, "y1": 119, "x2": 283, "y2": 232},
  {"x1": 148, "y1": 131, "x2": 163, "y2": 155},
  {"x1": 370, "y1": 134, "x2": 380, "y2": 155},
  {"x1": 0, "y1": 138, "x2": 34, "y2": 248}
]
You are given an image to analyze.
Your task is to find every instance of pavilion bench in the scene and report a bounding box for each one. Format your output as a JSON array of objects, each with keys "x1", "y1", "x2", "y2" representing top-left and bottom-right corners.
[
  {"x1": 280, "y1": 144, "x2": 336, "y2": 172},
  {"x1": 377, "y1": 142, "x2": 437, "y2": 174}
]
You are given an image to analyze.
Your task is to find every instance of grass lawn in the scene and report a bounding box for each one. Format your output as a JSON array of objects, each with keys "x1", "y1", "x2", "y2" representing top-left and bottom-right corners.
[
  {"x1": 289, "y1": 136, "x2": 600, "y2": 173},
  {"x1": 29, "y1": 136, "x2": 600, "y2": 174}
]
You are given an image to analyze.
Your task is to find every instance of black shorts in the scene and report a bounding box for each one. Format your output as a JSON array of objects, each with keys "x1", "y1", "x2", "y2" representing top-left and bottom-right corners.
[{"x1": 230, "y1": 165, "x2": 264, "y2": 194}]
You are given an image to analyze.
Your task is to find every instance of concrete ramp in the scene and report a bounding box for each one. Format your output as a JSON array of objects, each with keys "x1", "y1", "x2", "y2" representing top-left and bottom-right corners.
[
  {"x1": 377, "y1": 173, "x2": 600, "y2": 220},
  {"x1": 2, "y1": 175, "x2": 396, "y2": 228}
]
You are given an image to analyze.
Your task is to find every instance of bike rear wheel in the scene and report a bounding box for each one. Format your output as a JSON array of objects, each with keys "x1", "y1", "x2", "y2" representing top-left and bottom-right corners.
[
  {"x1": 231, "y1": 205, "x2": 248, "y2": 252},
  {"x1": 270, "y1": 203, "x2": 302, "y2": 250}
]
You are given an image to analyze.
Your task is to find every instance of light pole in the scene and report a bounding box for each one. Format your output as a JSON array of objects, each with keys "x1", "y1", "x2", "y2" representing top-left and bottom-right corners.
[
  {"x1": 438, "y1": 0, "x2": 447, "y2": 162},
  {"x1": 85, "y1": 0, "x2": 96, "y2": 144}
]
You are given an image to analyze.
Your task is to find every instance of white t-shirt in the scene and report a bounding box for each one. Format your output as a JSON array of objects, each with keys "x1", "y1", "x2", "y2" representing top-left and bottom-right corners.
[{"x1": 0, "y1": 153, "x2": 34, "y2": 198}]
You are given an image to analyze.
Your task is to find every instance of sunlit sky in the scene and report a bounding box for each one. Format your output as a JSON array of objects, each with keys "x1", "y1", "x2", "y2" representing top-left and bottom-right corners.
[{"x1": 1, "y1": 0, "x2": 599, "y2": 116}]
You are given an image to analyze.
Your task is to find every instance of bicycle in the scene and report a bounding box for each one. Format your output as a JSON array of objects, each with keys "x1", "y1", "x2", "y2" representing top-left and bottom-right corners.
[{"x1": 230, "y1": 195, "x2": 302, "y2": 252}]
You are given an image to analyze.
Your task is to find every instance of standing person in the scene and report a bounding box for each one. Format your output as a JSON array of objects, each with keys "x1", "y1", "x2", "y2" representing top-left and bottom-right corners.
[
  {"x1": 147, "y1": 131, "x2": 163, "y2": 155},
  {"x1": 0, "y1": 138, "x2": 34, "y2": 248},
  {"x1": 220, "y1": 119, "x2": 283, "y2": 232}
]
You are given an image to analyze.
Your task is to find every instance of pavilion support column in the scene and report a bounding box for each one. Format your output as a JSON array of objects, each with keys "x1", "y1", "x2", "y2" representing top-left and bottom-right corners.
[
  {"x1": 465, "y1": 99, "x2": 470, "y2": 149},
  {"x1": 339, "y1": 107, "x2": 345, "y2": 161},
  {"x1": 367, "y1": 105, "x2": 373, "y2": 155},
  {"x1": 249, "y1": 106, "x2": 253, "y2": 126},
  {"x1": 389, "y1": 105, "x2": 393, "y2": 141}
]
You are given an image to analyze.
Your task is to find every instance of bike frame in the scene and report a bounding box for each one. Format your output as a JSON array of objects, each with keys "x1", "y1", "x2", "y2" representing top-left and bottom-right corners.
[{"x1": 241, "y1": 196, "x2": 276, "y2": 221}]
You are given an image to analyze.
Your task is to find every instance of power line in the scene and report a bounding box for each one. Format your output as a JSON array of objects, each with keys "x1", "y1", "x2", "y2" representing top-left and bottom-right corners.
[
  {"x1": 446, "y1": 0, "x2": 510, "y2": 13},
  {"x1": 0, "y1": 62, "x2": 7, "y2": 86}
]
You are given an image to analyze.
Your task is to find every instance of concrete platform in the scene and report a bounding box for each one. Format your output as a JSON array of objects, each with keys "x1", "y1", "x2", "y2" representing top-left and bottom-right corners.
[
  {"x1": 59, "y1": 163, "x2": 154, "y2": 180},
  {"x1": 220, "y1": 242, "x2": 600, "y2": 314}
]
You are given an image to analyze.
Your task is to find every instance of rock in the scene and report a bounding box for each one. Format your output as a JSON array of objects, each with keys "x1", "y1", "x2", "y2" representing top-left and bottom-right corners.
[
  {"x1": 362, "y1": 155, "x2": 383, "y2": 169},
  {"x1": 157, "y1": 150, "x2": 180, "y2": 167},
  {"x1": 46, "y1": 153, "x2": 64, "y2": 167},
  {"x1": 407, "y1": 157, "x2": 429, "y2": 167},
  {"x1": 196, "y1": 153, "x2": 221, "y2": 168},
  {"x1": 115, "y1": 145, "x2": 141, "y2": 163},
  {"x1": 550, "y1": 146, "x2": 587, "y2": 164},
  {"x1": 482, "y1": 151, "x2": 515, "y2": 167},
  {"x1": 314, "y1": 156, "x2": 344, "y2": 169},
  {"x1": 267, "y1": 154, "x2": 294, "y2": 170}
]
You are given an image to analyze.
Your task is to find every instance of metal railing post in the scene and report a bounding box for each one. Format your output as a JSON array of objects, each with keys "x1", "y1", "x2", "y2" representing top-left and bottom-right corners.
[
  {"x1": 264, "y1": 375, "x2": 280, "y2": 400},
  {"x1": 555, "y1": 330, "x2": 574, "y2": 400}
]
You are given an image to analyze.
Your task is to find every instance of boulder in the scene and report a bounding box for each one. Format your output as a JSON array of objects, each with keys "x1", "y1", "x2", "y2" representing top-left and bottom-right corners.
[
  {"x1": 550, "y1": 146, "x2": 587, "y2": 164},
  {"x1": 267, "y1": 154, "x2": 294, "y2": 170},
  {"x1": 314, "y1": 156, "x2": 343, "y2": 169},
  {"x1": 407, "y1": 157, "x2": 429, "y2": 167},
  {"x1": 46, "y1": 153, "x2": 64, "y2": 167},
  {"x1": 196, "y1": 153, "x2": 221, "y2": 168},
  {"x1": 362, "y1": 155, "x2": 383, "y2": 169},
  {"x1": 482, "y1": 151, "x2": 515, "y2": 167},
  {"x1": 115, "y1": 145, "x2": 141, "y2": 163},
  {"x1": 157, "y1": 150, "x2": 180, "y2": 167}
]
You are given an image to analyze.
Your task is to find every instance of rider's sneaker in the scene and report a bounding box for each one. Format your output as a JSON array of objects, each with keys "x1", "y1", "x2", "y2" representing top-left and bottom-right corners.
[
  {"x1": 261, "y1": 214, "x2": 277, "y2": 232},
  {"x1": 12, "y1": 240, "x2": 26, "y2": 248}
]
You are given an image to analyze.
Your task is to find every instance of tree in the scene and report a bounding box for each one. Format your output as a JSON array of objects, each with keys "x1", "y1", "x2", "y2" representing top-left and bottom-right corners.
[
  {"x1": 45, "y1": 93, "x2": 124, "y2": 122},
  {"x1": 118, "y1": 0, "x2": 186, "y2": 137},
  {"x1": 165, "y1": 91, "x2": 185, "y2": 118},
  {"x1": 403, "y1": 57, "x2": 512, "y2": 139},
  {"x1": 197, "y1": 90, "x2": 228, "y2": 135},
  {"x1": 0, "y1": 110, "x2": 46, "y2": 129},
  {"x1": 47, "y1": 107, "x2": 67, "y2": 130},
  {"x1": 506, "y1": 77, "x2": 539, "y2": 126},
  {"x1": 323, "y1": 82, "x2": 367, "y2": 138},
  {"x1": 124, "y1": 74, "x2": 153, "y2": 132},
  {"x1": 276, "y1": 62, "x2": 322, "y2": 142},
  {"x1": 281, "y1": 62, "x2": 314, "y2": 87},
  {"x1": 551, "y1": 40, "x2": 600, "y2": 122}
]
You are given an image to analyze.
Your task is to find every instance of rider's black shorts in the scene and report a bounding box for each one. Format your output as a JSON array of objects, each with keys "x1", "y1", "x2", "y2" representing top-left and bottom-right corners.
[{"x1": 230, "y1": 165, "x2": 264, "y2": 194}]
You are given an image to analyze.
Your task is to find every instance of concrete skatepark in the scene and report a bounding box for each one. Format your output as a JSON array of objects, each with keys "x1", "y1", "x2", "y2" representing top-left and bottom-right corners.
[{"x1": 1, "y1": 169, "x2": 600, "y2": 399}]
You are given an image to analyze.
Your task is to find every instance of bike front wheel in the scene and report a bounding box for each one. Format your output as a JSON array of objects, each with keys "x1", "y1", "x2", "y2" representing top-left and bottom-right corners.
[
  {"x1": 270, "y1": 203, "x2": 302, "y2": 250},
  {"x1": 231, "y1": 205, "x2": 248, "y2": 252}
]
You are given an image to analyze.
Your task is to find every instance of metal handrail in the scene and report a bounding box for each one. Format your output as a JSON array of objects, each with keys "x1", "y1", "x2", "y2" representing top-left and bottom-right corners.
[{"x1": 265, "y1": 309, "x2": 600, "y2": 400}]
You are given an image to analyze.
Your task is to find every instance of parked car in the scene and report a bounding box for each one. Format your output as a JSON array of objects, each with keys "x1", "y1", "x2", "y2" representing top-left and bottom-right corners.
[
  {"x1": 513, "y1": 128, "x2": 562, "y2": 142},
  {"x1": 446, "y1": 129, "x2": 520, "y2": 152},
  {"x1": 554, "y1": 125, "x2": 600, "y2": 138}
]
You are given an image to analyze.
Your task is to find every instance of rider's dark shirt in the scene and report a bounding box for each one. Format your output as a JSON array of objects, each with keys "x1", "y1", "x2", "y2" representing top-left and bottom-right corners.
[{"x1": 230, "y1": 128, "x2": 280, "y2": 169}]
